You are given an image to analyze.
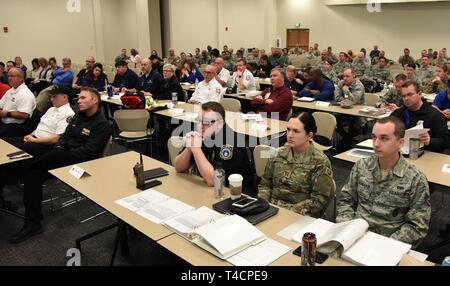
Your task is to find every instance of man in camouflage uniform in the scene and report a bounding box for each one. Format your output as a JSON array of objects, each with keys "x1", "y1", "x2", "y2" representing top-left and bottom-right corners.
[
  {"x1": 333, "y1": 52, "x2": 352, "y2": 80},
  {"x1": 415, "y1": 50, "x2": 427, "y2": 68},
  {"x1": 405, "y1": 63, "x2": 419, "y2": 84},
  {"x1": 114, "y1": 49, "x2": 130, "y2": 64},
  {"x1": 423, "y1": 64, "x2": 448, "y2": 94},
  {"x1": 312, "y1": 43, "x2": 321, "y2": 57},
  {"x1": 166, "y1": 48, "x2": 180, "y2": 66},
  {"x1": 370, "y1": 57, "x2": 392, "y2": 84},
  {"x1": 322, "y1": 61, "x2": 339, "y2": 84},
  {"x1": 246, "y1": 48, "x2": 260, "y2": 70},
  {"x1": 334, "y1": 68, "x2": 365, "y2": 104},
  {"x1": 398, "y1": 48, "x2": 415, "y2": 67},
  {"x1": 417, "y1": 55, "x2": 436, "y2": 87},
  {"x1": 337, "y1": 116, "x2": 431, "y2": 246},
  {"x1": 326, "y1": 47, "x2": 338, "y2": 65},
  {"x1": 258, "y1": 116, "x2": 333, "y2": 218},
  {"x1": 352, "y1": 52, "x2": 370, "y2": 78},
  {"x1": 432, "y1": 50, "x2": 447, "y2": 66},
  {"x1": 222, "y1": 51, "x2": 236, "y2": 72},
  {"x1": 376, "y1": 73, "x2": 406, "y2": 110}
]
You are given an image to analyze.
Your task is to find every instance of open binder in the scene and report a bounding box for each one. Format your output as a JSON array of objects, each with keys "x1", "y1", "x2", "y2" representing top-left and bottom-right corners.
[
  {"x1": 164, "y1": 207, "x2": 266, "y2": 259},
  {"x1": 291, "y1": 218, "x2": 411, "y2": 266}
]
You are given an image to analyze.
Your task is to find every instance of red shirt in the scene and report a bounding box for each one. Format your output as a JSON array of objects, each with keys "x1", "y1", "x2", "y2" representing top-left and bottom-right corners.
[
  {"x1": 0, "y1": 82, "x2": 10, "y2": 99},
  {"x1": 250, "y1": 86, "x2": 293, "y2": 121}
]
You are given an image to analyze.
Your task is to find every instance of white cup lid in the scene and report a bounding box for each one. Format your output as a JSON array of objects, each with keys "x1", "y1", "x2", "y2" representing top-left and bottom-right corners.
[{"x1": 228, "y1": 174, "x2": 243, "y2": 186}]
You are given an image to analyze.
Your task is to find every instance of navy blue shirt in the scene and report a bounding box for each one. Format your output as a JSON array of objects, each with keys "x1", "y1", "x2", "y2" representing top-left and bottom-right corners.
[
  {"x1": 299, "y1": 78, "x2": 334, "y2": 101},
  {"x1": 112, "y1": 68, "x2": 138, "y2": 89},
  {"x1": 136, "y1": 69, "x2": 162, "y2": 94},
  {"x1": 433, "y1": 90, "x2": 450, "y2": 111}
]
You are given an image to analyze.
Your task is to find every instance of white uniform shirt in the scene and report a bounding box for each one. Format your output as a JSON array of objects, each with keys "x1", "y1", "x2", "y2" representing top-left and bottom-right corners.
[
  {"x1": 230, "y1": 69, "x2": 256, "y2": 91},
  {"x1": 34, "y1": 103, "x2": 75, "y2": 138},
  {"x1": 218, "y1": 68, "x2": 230, "y2": 86},
  {"x1": 0, "y1": 83, "x2": 36, "y2": 124},
  {"x1": 191, "y1": 78, "x2": 225, "y2": 104}
]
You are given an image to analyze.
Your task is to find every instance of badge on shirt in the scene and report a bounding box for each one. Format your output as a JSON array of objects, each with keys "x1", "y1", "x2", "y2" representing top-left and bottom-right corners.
[
  {"x1": 216, "y1": 88, "x2": 221, "y2": 95},
  {"x1": 219, "y1": 145, "x2": 233, "y2": 160},
  {"x1": 246, "y1": 75, "x2": 251, "y2": 81},
  {"x1": 82, "y1": 128, "x2": 91, "y2": 136}
]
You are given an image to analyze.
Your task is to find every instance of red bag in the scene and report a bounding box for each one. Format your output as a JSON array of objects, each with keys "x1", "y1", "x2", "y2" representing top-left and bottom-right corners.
[{"x1": 120, "y1": 92, "x2": 145, "y2": 109}]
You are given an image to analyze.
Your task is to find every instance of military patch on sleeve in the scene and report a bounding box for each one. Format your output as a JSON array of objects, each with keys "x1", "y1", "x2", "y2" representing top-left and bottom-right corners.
[{"x1": 219, "y1": 144, "x2": 234, "y2": 160}]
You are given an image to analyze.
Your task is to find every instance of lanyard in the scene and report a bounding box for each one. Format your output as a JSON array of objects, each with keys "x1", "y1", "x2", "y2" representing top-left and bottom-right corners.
[{"x1": 404, "y1": 109, "x2": 410, "y2": 129}]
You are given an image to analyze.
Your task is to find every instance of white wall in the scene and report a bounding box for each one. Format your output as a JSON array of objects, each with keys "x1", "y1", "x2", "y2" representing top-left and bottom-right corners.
[
  {"x1": 277, "y1": 0, "x2": 450, "y2": 60},
  {"x1": 0, "y1": 0, "x2": 160, "y2": 65},
  {"x1": 0, "y1": 0, "x2": 96, "y2": 65}
]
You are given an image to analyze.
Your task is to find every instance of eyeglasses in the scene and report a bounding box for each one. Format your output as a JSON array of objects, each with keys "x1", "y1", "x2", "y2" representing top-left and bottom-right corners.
[{"x1": 198, "y1": 119, "x2": 217, "y2": 127}]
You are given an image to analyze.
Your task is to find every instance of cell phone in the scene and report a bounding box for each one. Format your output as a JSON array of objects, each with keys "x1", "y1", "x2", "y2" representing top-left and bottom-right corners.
[
  {"x1": 7, "y1": 151, "x2": 27, "y2": 158},
  {"x1": 292, "y1": 245, "x2": 329, "y2": 264},
  {"x1": 143, "y1": 167, "x2": 169, "y2": 180},
  {"x1": 231, "y1": 196, "x2": 258, "y2": 208}
]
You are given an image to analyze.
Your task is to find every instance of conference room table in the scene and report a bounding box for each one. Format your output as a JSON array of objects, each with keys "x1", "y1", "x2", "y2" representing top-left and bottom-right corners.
[
  {"x1": 334, "y1": 140, "x2": 450, "y2": 187},
  {"x1": 154, "y1": 101, "x2": 288, "y2": 139},
  {"x1": 49, "y1": 150, "x2": 355, "y2": 266},
  {"x1": 0, "y1": 138, "x2": 32, "y2": 166},
  {"x1": 48, "y1": 151, "x2": 433, "y2": 266}
]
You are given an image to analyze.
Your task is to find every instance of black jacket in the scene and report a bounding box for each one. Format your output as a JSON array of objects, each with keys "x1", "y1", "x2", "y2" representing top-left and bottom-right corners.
[
  {"x1": 58, "y1": 109, "x2": 111, "y2": 161},
  {"x1": 152, "y1": 76, "x2": 184, "y2": 101},
  {"x1": 391, "y1": 101, "x2": 449, "y2": 153}
]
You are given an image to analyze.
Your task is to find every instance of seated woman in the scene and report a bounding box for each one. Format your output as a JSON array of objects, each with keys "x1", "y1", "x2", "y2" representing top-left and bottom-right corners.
[
  {"x1": 258, "y1": 112, "x2": 334, "y2": 218},
  {"x1": 179, "y1": 62, "x2": 204, "y2": 83},
  {"x1": 254, "y1": 55, "x2": 273, "y2": 78},
  {"x1": 82, "y1": 63, "x2": 108, "y2": 92}
]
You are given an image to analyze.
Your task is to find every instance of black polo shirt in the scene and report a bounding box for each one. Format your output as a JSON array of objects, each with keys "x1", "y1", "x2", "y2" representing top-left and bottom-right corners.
[
  {"x1": 185, "y1": 124, "x2": 256, "y2": 195},
  {"x1": 112, "y1": 68, "x2": 139, "y2": 89}
]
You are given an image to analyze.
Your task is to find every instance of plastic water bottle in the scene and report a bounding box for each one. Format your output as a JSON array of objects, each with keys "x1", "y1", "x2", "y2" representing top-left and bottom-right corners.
[
  {"x1": 107, "y1": 85, "x2": 113, "y2": 98},
  {"x1": 195, "y1": 78, "x2": 199, "y2": 86},
  {"x1": 443, "y1": 256, "x2": 450, "y2": 266},
  {"x1": 171, "y1": 92, "x2": 178, "y2": 106},
  {"x1": 213, "y1": 163, "x2": 225, "y2": 199}
]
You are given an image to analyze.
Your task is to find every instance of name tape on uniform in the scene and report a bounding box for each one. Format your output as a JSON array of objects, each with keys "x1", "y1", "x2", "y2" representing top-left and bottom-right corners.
[{"x1": 69, "y1": 165, "x2": 90, "y2": 179}]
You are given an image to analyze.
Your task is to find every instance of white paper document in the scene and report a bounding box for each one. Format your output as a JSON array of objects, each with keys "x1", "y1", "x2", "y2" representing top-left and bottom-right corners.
[
  {"x1": 348, "y1": 148, "x2": 375, "y2": 158},
  {"x1": 442, "y1": 164, "x2": 450, "y2": 174},
  {"x1": 137, "y1": 198, "x2": 195, "y2": 224},
  {"x1": 115, "y1": 189, "x2": 170, "y2": 212},
  {"x1": 298, "y1": 97, "x2": 315, "y2": 102},
  {"x1": 251, "y1": 123, "x2": 269, "y2": 131},
  {"x1": 316, "y1": 101, "x2": 330, "y2": 106},
  {"x1": 241, "y1": 113, "x2": 263, "y2": 122},
  {"x1": 169, "y1": 108, "x2": 184, "y2": 115},
  {"x1": 291, "y1": 218, "x2": 411, "y2": 266},
  {"x1": 226, "y1": 238, "x2": 291, "y2": 266}
]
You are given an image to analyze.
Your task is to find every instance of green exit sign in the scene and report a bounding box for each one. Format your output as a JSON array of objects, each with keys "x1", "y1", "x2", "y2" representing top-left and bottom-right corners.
[{"x1": 295, "y1": 22, "x2": 300, "y2": 28}]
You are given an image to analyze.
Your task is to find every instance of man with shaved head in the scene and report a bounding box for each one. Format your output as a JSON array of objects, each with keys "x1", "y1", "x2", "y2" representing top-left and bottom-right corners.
[
  {"x1": 0, "y1": 68, "x2": 36, "y2": 137},
  {"x1": 124, "y1": 58, "x2": 162, "y2": 96},
  {"x1": 188, "y1": 65, "x2": 225, "y2": 104},
  {"x1": 72, "y1": 56, "x2": 95, "y2": 90},
  {"x1": 213, "y1": 56, "x2": 230, "y2": 87},
  {"x1": 298, "y1": 68, "x2": 334, "y2": 101},
  {"x1": 166, "y1": 48, "x2": 180, "y2": 66}
]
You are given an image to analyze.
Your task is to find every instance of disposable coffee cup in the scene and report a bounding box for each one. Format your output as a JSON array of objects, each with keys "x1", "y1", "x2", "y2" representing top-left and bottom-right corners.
[
  {"x1": 409, "y1": 138, "x2": 421, "y2": 160},
  {"x1": 228, "y1": 174, "x2": 243, "y2": 200}
]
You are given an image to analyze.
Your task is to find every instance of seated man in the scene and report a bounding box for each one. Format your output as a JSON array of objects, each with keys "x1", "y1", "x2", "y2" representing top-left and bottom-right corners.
[
  {"x1": 123, "y1": 58, "x2": 162, "y2": 96},
  {"x1": 334, "y1": 68, "x2": 365, "y2": 104},
  {"x1": 259, "y1": 112, "x2": 333, "y2": 218},
  {"x1": 112, "y1": 60, "x2": 139, "y2": 93},
  {"x1": 432, "y1": 79, "x2": 450, "y2": 120},
  {"x1": 376, "y1": 73, "x2": 406, "y2": 110},
  {"x1": 214, "y1": 56, "x2": 230, "y2": 88},
  {"x1": 391, "y1": 80, "x2": 449, "y2": 153},
  {"x1": 8, "y1": 87, "x2": 111, "y2": 243},
  {"x1": 250, "y1": 68, "x2": 293, "y2": 121},
  {"x1": 417, "y1": 55, "x2": 436, "y2": 87},
  {"x1": 298, "y1": 68, "x2": 334, "y2": 101},
  {"x1": 370, "y1": 57, "x2": 391, "y2": 84},
  {"x1": 51, "y1": 58, "x2": 74, "y2": 87},
  {"x1": 0, "y1": 68, "x2": 36, "y2": 138},
  {"x1": 333, "y1": 52, "x2": 352, "y2": 80},
  {"x1": 4, "y1": 86, "x2": 75, "y2": 156},
  {"x1": 71, "y1": 56, "x2": 95, "y2": 91},
  {"x1": 174, "y1": 102, "x2": 256, "y2": 194},
  {"x1": 351, "y1": 52, "x2": 370, "y2": 78},
  {"x1": 152, "y1": 64, "x2": 184, "y2": 101},
  {"x1": 285, "y1": 65, "x2": 305, "y2": 97},
  {"x1": 188, "y1": 65, "x2": 224, "y2": 104},
  {"x1": 229, "y1": 59, "x2": 256, "y2": 92},
  {"x1": 423, "y1": 64, "x2": 448, "y2": 94},
  {"x1": 337, "y1": 116, "x2": 430, "y2": 246}
]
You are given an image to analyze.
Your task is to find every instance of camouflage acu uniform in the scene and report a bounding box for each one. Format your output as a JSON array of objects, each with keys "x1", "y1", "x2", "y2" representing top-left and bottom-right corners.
[
  {"x1": 313, "y1": 49, "x2": 321, "y2": 57},
  {"x1": 352, "y1": 61, "x2": 370, "y2": 78},
  {"x1": 370, "y1": 66, "x2": 391, "y2": 83},
  {"x1": 328, "y1": 54, "x2": 338, "y2": 65},
  {"x1": 376, "y1": 87, "x2": 403, "y2": 107},
  {"x1": 417, "y1": 66, "x2": 436, "y2": 87},
  {"x1": 333, "y1": 61, "x2": 351, "y2": 79},
  {"x1": 334, "y1": 79, "x2": 365, "y2": 104},
  {"x1": 422, "y1": 76, "x2": 448, "y2": 94},
  {"x1": 224, "y1": 59, "x2": 236, "y2": 73},
  {"x1": 166, "y1": 56, "x2": 180, "y2": 66},
  {"x1": 258, "y1": 143, "x2": 334, "y2": 218},
  {"x1": 432, "y1": 58, "x2": 447, "y2": 66},
  {"x1": 398, "y1": 55, "x2": 415, "y2": 67},
  {"x1": 323, "y1": 69, "x2": 339, "y2": 85},
  {"x1": 336, "y1": 155, "x2": 431, "y2": 245}
]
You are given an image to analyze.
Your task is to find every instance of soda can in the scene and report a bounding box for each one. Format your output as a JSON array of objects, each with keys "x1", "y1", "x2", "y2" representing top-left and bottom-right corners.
[
  {"x1": 301, "y1": 232, "x2": 316, "y2": 266},
  {"x1": 107, "y1": 85, "x2": 113, "y2": 98},
  {"x1": 442, "y1": 256, "x2": 450, "y2": 266},
  {"x1": 409, "y1": 138, "x2": 421, "y2": 160}
]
